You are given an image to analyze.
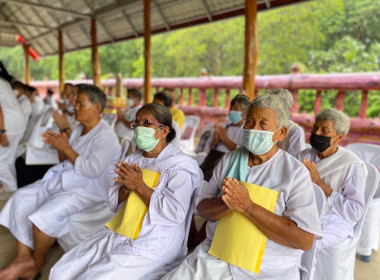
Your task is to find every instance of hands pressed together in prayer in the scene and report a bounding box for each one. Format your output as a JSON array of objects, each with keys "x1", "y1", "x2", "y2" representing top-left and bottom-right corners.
[
  {"x1": 114, "y1": 161, "x2": 146, "y2": 192},
  {"x1": 210, "y1": 123, "x2": 227, "y2": 149},
  {"x1": 302, "y1": 158, "x2": 332, "y2": 196},
  {"x1": 222, "y1": 177, "x2": 253, "y2": 214},
  {"x1": 52, "y1": 110, "x2": 68, "y2": 130},
  {"x1": 42, "y1": 130, "x2": 70, "y2": 152}
]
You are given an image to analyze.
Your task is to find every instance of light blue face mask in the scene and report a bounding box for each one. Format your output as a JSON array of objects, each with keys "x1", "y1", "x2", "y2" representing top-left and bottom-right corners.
[
  {"x1": 242, "y1": 127, "x2": 282, "y2": 155},
  {"x1": 228, "y1": 110, "x2": 243, "y2": 124},
  {"x1": 134, "y1": 126, "x2": 160, "y2": 152}
]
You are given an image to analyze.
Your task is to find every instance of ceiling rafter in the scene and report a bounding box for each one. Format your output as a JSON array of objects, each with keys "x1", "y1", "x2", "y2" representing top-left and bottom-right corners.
[
  {"x1": 0, "y1": 0, "x2": 91, "y2": 19},
  {"x1": 152, "y1": 0, "x2": 170, "y2": 30},
  {"x1": 199, "y1": 0, "x2": 212, "y2": 21}
]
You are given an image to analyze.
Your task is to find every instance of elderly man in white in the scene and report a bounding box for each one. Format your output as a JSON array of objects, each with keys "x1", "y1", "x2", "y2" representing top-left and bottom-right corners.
[
  {"x1": 297, "y1": 108, "x2": 367, "y2": 252},
  {"x1": 0, "y1": 84, "x2": 121, "y2": 280},
  {"x1": 267, "y1": 88, "x2": 305, "y2": 156},
  {"x1": 0, "y1": 77, "x2": 27, "y2": 192},
  {"x1": 163, "y1": 94, "x2": 321, "y2": 280},
  {"x1": 49, "y1": 103, "x2": 202, "y2": 280}
]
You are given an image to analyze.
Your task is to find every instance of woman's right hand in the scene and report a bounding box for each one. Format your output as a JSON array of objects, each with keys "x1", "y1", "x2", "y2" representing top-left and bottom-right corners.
[{"x1": 0, "y1": 132, "x2": 9, "y2": 147}]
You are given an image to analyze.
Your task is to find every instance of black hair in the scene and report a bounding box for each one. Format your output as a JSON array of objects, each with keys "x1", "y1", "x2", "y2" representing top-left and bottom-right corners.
[
  {"x1": 154, "y1": 91, "x2": 173, "y2": 108},
  {"x1": 77, "y1": 84, "x2": 107, "y2": 112},
  {"x1": 127, "y1": 88, "x2": 142, "y2": 101},
  {"x1": 137, "y1": 103, "x2": 176, "y2": 144}
]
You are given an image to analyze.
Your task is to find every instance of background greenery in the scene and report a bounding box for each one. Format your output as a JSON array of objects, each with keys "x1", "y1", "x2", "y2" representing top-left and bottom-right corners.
[{"x1": 0, "y1": 0, "x2": 379, "y2": 117}]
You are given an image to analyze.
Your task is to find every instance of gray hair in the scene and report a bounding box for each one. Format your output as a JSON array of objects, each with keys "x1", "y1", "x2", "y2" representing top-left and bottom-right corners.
[
  {"x1": 231, "y1": 94, "x2": 251, "y2": 114},
  {"x1": 251, "y1": 94, "x2": 290, "y2": 127},
  {"x1": 265, "y1": 88, "x2": 293, "y2": 110},
  {"x1": 77, "y1": 84, "x2": 107, "y2": 112},
  {"x1": 315, "y1": 108, "x2": 350, "y2": 135}
]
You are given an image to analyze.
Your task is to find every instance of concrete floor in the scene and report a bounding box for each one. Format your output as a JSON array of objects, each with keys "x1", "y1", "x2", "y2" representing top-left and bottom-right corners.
[{"x1": 0, "y1": 193, "x2": 379, "y2": 280}]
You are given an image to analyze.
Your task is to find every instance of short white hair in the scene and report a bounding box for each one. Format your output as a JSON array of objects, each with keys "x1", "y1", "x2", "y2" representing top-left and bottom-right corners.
[
  {"x1": 315, "y1": 108, "x2": 350, "y2": 135},
  {"x1": 265, "y1": 88, "x2": 293, "y2": 110},
  {"x1": 250, "y1": 94, "x2": 290, "y2": 127}
]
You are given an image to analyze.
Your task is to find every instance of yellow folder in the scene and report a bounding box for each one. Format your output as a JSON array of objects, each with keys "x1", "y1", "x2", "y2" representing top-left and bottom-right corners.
[
  {"x1": 208, "y1": 181, "x2": 278, "y2": 274},
  {"x1": 106, "y1": 169, "x2": 160, "y2": 239}
]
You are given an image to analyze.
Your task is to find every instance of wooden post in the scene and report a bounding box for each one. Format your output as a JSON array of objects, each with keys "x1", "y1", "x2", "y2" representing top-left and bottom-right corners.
[
  {"x1": 314, "y1": 90, "x2": 322, "y2": 115},
  {"x1": 23, "y1": 44, "x2": 31, "y2": 84},
  {"x1": 179, "y1": 88, "x2": 184, "y2": 105},
  {"x1": 188, "y1": 88, "x2": 193, "y2": 106},
  {"x1": 225, "y1": 88, "x2": 231, "y2": 109},
  {"x1": 91, "y1": 18, "x2": 101, "y2": 87},
  {"x1": 213, "y1": 88, "x2": 219, "y2": 107},
  {"x1": 116, "y1": 73, "x2": 123, "y2": 98},
  {"x1": 358, "y1": 90, "x2": 368, "y2": 118},
  {"x1": 335, "y1": 90, "x2": 345, "y2": 111},
  {"x1": 242, "y1": 0, "x2": 258, "y2": 100},
  {"x1": 290, "y1": 90, "x2": 299, "y2": 114},
  {"x1": 58, "y1": 30, "x2": 65, "y2": 92},
  {"x1": 198, "y1": 88, "x2": 207, "y2": 107},
  {"x1": 144, "y1": 0, "x2": 152, "y2": 104}
]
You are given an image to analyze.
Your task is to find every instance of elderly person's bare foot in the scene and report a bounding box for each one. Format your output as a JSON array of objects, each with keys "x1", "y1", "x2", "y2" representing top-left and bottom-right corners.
[{"x1": 0, "y1": 255, "x2": 35, "y2": 280}]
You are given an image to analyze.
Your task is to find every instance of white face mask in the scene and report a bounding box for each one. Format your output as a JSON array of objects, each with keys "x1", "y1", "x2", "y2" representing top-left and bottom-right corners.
[
  {"x1": 242, "y1": 127, "x2": 282, "y2": 155},
  {"x1": 126, "y1": 98, "x2": 134, "y2": 108},
  {"x1": 13, "y1": 89, "x2": 19, "y2": 97}
]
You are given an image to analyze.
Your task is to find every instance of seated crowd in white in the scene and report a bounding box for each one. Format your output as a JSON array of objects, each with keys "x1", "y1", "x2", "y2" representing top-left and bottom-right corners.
[{"x1": 0, "y1": 75, "x2": 372, "y2": 280}]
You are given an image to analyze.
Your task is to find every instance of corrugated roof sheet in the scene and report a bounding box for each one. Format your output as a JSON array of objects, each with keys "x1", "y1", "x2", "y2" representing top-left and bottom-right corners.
[{"x1": 0, "y1": 0, "x2": 311, "y2": 57}]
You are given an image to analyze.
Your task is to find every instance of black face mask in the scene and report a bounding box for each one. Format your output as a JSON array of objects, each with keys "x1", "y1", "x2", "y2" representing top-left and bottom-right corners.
[{"x1": 310, "y1": 133, "x2": 331, "y2": 152}]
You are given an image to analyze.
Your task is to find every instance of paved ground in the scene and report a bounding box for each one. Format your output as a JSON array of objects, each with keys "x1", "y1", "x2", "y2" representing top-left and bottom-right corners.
[{"x1": 0, "y1": 193, "x2": 379, "y2": 280}]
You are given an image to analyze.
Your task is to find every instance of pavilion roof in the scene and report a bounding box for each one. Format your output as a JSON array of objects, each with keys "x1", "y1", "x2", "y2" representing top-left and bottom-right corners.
[{"x1": 0, "y1": 0, "x2": 310, "y2": 57}]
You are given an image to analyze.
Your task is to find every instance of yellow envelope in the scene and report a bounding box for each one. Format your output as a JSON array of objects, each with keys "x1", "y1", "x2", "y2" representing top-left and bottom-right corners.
[
  {"x1": 106, "y1": 169, "x2": 160, "y2": 239},
  {"x1": 208, "y1": 181, "x2": 278, "y2": 274}
]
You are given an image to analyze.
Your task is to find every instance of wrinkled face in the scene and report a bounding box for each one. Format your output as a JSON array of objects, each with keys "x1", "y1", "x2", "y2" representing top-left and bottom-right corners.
[
  {"x1": 74, "y1": 93, "x2": 99, "y2": 123},
  {"x1": 312, "y1": 119, "x2": 337, "y2": 137}
]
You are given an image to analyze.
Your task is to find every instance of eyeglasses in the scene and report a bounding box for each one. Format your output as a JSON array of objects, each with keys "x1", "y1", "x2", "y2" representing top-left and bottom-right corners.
[{"x1": 130, "y1": 119, "x2": 164, "y2": 130}]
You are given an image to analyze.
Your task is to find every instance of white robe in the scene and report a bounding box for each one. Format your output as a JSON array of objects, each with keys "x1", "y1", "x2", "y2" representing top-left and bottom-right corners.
[
  {"x1": 0, "y1": 78, "x2": 27, "y2": 191},
  {"x1": 17, "y1": 94, "x2": 32, "y2": 120},
  {"x1": 0, "y1": 120, "x2": 121, "y2": 248},
  {"x1": 49, "y1": 143, "x2": 202, "y2": 280},
  {"x1": 297, "y1": 146, "x2": 367, "y2": 250},
  {"x1": 163, "y1": 149, "x2": 321, "y2": 280},
  {"x1": 278, "y1": 120, "x2": 305, "y2": 157}
]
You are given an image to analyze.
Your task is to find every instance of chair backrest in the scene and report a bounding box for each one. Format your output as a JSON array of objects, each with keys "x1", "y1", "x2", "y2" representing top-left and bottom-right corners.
[
  {"x1": 102, "y1": 113, "x2": 117, "y2": 128},
  {"x1": 180, "y1": 115, "x2": 200, "y2": 141},
  {"x1": 300, "y1": 183, "x2": 326, "y2": 280},
  {"x1": 194, "y1": 123, "x2": 215, "y2": 153},
  {"x1": 118, "y1": 136, "x2": 134, "y2": 160},
  {"x1": 345, "y1": 143, "x2": 380, "y2": 198},
  {"x1": 353, "y1": 162, "x2": 379, "y2": 238}
]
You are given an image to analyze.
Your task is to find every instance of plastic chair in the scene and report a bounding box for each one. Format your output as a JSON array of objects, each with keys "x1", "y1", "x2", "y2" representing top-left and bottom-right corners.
[
  {"x1": 102, "y1": 113, "x2": 117, "y2": 128},
  {"x1": 118, "y1": 136, "x2": 134, "y2": 160},
  {"x1": 179, "y1": 115, "x2": 200, "y2": 153},
  {"x1": 345, "y1": 143, "x2": 380, "y2": 260},
  {"x1": 313, "y1": 162, "x2": 379, "y2": 280},
  {"x1": 300, "y1": 183, "x2": 326, "y2": 280}
]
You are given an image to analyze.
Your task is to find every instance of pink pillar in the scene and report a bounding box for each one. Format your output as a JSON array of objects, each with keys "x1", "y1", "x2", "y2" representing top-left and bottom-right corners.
[
  {"x1": 290, "y1": 90, "x2": 299, "y2": 114},
  {"x1": 179, "y1": 88, "x2": 184, "y2": 105},
  {"x1": 225, "y1": 88, "x2": 231, "y2": 109},
  {"x1": 213, "y1": 88, "x2": 219, "y2": 107},
  {"x1": 358, "y1": 90, "x2": 368, "y2": 118},
  {"x1": 335, "y1": 90, "x2": 345, "y2": 111},
  {"x1": 188, "y1": 88, "x2": 193, "y2": 106},
  {"x1": 314, "y1": 90, "x2": 322, "y2": 115},
  {"x1": 198, "y1": 88, "x2": 206, "y2": 107}
]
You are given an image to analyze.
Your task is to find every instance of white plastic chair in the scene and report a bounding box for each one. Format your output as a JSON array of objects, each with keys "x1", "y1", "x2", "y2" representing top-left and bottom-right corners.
[
  {"x1": 179, "y1": 115, "x2": 200, "y2": 153},
  {"x1": 102, "y1": 113, "x2": 117, "y2": 128},
  {"x1": 345, "y1": 143, "x2": 380, "y2": 259},
  {"x1": 118, "y1": 136, "x2": 134, "y2": 160},
  {"x1": 300, "y1": 183, "x2": 326, "y2": 280},
  {"x1": 313, "y1": 162, "x2": 379, "y2": 280}
]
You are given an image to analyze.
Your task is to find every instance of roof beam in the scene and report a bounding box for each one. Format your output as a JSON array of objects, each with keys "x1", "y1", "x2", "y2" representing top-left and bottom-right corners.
[
  {"x1": 199, "y1": 0, "x2": 212, "y2": 21},
  {"x1": 152, "y1": 0, "x2": 170, "y2": 30},
  {"x1": 0, "y1": 19, "x2": 50, "y2": 29},
  {"x1": 121, "y1": 9, "x2": 139, "y2": 37},
  {"x1": 0, "y1": 0, "x2": 91, "y2": 20},
  {"x1": 264, "y1": 0, "x2": 271, "y2": 8}
]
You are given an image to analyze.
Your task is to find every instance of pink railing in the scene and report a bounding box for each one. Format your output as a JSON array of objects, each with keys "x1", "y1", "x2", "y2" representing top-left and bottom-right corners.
[{"x1": 31, "y1": 72, "x2": 380, "y2": 145}]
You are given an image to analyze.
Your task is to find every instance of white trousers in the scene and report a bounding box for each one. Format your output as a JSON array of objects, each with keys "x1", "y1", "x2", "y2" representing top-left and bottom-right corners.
[
  {"x1": 0, "y1": 132, "x2": 23, "y2": 191},
  {"x1": 50, "y1": 228, "x2": 171, "y2": 280},
  {"x1": 0, "y1": 181, "x2": 97, "y2": 249}
]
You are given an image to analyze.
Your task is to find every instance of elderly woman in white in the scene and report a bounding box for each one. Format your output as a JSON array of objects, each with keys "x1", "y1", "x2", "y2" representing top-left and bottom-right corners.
[
  {"x1": 0, "y1": 85, "x2": 121, "y2": 280},
  {"x1": 297, "y1": 108, "x2": 367, "y2": 252},
  {"x1": 49, "y1": 103, "x2": 202, "y2": 280},
  {"x1": 163, "y1": 94, "x2": 321, "y2": 280},
  {"x1": 266, "y1": 89, "x2": 305, "y2": 156}
]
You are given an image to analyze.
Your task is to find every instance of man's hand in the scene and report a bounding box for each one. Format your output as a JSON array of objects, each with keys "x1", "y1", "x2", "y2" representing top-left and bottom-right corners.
[
  {"x1": 222, "y1": 177, "x2": 253, "y2": 214},
  {"x1": 0, "y1": 133, "x2": 9, "y2": 147}
]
